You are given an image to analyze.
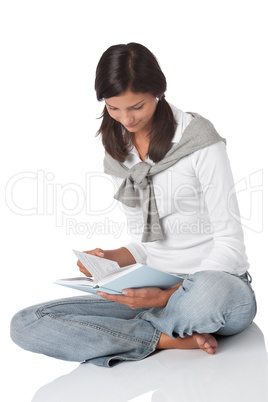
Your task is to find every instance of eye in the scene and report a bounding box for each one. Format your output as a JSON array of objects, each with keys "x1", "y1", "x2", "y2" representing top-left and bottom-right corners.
[
  {"x1": 132, "y1": 105, "x2": 144, "y2": 110},
  {"x1": 107, "y1": 106, "x2": 118, "y2": 111}
]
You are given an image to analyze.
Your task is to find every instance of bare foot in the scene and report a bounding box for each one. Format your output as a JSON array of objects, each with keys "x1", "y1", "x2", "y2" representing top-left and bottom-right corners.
[
  {"x1": 156, "y1": 332, "x2": 218, "y2": 354},
  {"x1": 192, "y1": 333, "x2": 218, "y2": 355}
]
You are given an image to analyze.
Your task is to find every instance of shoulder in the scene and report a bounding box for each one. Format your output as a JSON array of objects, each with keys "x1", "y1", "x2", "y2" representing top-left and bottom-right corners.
[
  {"x1": 169, "y1": 103, "x2": 194, "y2": 144},
  {"x1": 191, "y1": 140, "x2": 229, "y2": 175}
]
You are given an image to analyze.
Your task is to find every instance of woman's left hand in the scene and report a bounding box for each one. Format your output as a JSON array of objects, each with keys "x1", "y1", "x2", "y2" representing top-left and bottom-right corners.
[{"x1": 96, "y1": 287, "x2": 170, "y2": 309}]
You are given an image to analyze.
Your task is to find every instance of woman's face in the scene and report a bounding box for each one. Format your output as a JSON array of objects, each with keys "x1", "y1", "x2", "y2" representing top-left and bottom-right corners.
[{"x1": 105, "y1": 89, "x2": 158, "y2": 134}]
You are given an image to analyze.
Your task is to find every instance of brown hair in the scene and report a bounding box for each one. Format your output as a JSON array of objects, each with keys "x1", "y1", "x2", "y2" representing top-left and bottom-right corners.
[{"x1": 95, "y1": 43, "x2": 177, "y2": 162}]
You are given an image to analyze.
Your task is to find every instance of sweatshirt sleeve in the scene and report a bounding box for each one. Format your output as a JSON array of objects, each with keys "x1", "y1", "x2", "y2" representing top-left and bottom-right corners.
[
  {"x1": 191, "y1": 141, "x2": 250, "y2": 274},
  {"x1": 123, "y1": 241, "x2": 148, "y2": 265}
]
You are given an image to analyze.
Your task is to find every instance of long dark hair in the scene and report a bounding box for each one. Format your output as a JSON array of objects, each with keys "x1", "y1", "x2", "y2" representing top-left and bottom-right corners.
[{"x1": 95, "y1": 43, "x2": 177, "y2": 163}]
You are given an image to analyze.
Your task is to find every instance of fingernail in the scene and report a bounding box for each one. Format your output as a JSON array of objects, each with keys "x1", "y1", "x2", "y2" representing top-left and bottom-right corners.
[{"x1": 122, "y1": 290, "x2": 128, "y2": 295}]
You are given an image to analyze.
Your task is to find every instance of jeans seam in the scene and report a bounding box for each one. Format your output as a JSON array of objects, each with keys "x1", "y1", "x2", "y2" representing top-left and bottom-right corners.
[
  {"x1": 104, "y1": 328, "x2": 161, "y2": 367},
  {"x1": 43, "y1": 312, "x2": 154, "y2": 347},
  {"x1": 227, "y1": 294, "x2": 257, "y2": 315},
  {"x1": 35, "y1": 298, "x2": 111, "y2": 319},
  {"x1": 150, "y1": 328, "x2": 161, "y2": 349},
  {"x1": 104, "y1": 350, "x2": 153, "y2": 367}
]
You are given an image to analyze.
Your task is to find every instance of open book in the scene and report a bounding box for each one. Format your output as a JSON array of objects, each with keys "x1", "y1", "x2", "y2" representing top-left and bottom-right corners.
[{"x1": 54, "y1": 250, "x2": 182, "y2": 295}]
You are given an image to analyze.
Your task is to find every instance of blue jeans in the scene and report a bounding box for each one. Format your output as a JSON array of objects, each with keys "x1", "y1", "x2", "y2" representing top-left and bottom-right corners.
[{"x1": 10, "y1": 270, "x2": 257, "y2": 367}]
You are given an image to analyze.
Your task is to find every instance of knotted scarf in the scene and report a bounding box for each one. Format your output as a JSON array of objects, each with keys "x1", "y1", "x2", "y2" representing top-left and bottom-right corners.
[{"x1": 103, "y1": 112, "x2": 226, "y2": 242}]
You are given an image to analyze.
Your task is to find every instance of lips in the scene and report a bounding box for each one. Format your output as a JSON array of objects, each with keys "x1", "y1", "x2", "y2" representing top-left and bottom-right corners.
[{"x1": 125, "y1": 122, "x2": 139, "y2": 129}]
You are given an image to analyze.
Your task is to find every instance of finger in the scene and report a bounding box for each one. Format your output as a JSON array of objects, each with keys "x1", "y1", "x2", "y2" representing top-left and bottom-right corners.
[
  {"x1": 83, "y1": 272, "x2": 92, "y2": 278},
  {"x1": 77, "y1": 249, "x2": 104, "y2": 270},
  {"x1": 95, "y1": 249, "x2": 105, "y2": 257},
  {"x1": 97, "y1": 293, "x2": 142, "y2": 309},
  {"x1": 83, "y1": 249, "x2": 105, "y2": 257},
  {"x1": 79, "y1": 266, "x2": 87, "y2": 273},
  {"x1": 122, "y1": 288, "x2": 145, "y2": 297},
  {"x1": 97, "y1": 292, "x2": 117, "y2": 301},
  {"x1": 97, "y1": 292, "x2": 127, "y2": 303},
  {"x1": 79, "y1": 266, "x2": 92, "y2": 277},
  {"x1": 97, "y1": 292, "x2": 143, "y2": 309}
]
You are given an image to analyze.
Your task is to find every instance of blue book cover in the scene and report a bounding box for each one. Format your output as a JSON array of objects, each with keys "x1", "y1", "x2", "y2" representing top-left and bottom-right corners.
[{"x1": 55, "y1": 252, "x2": 182, "y2": 295}]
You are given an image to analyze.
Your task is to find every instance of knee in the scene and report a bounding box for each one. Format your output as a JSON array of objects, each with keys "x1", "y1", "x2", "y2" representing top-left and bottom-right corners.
[
  {"x1": 10, "y1": 309, "x2": 26, "y2": 346},
  {"x1": 189, "y1": 270, "x2": 227, "y2": 286},
  {"x1": 10, "y1": 307, "x2": 36, "y2": 350},
  {"x1": 183, "y1": 270, "x2": 240, "y2": 309},
  {"x1": 184, "y1": 270, "x2": 225, "y2": 292}
]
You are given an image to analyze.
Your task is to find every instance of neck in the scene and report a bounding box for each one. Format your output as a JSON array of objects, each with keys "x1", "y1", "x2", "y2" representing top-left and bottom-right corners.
[
  {"x1": 132, "y1": 134, "x2": 150, "y2": 162},
  {"x1": 133, "y1": 131, "x2": 150, "y2": 143}
]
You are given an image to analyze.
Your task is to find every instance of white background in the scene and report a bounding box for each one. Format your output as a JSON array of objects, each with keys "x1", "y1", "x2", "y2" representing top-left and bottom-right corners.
[{"x1": 1, "y1": 0, "x2": 267, "y2": 400}]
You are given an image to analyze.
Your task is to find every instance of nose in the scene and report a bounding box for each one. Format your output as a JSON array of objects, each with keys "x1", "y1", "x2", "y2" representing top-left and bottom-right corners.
[{"x1": 121, "y1": 110, "x2": 135, "y2": 127}]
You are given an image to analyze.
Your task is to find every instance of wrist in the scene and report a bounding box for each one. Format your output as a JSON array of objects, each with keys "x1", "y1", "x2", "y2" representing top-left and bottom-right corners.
[
  {"x1": 162, "y1": 283, "x2": 182, "y2": 305},
  {"x1": 161, "y1": 290, "x2": 170, "y2": 306},
  {"x1": 160, "y1": 288, "x2": 173, "y2": 306},
  {"x1": 103, "y1": 247, "x2": 136, "y2": 267}
]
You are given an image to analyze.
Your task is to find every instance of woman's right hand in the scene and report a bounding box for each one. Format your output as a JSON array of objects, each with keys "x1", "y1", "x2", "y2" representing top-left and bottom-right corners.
[{"x1": 76, "y1": 248, "x2": 105, "y2": 277}]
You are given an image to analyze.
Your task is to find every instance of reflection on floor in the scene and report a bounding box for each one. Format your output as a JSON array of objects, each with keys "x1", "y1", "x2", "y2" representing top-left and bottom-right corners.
[{"x1": 32, "y1": 323, "x2": 268, "y2": 402}]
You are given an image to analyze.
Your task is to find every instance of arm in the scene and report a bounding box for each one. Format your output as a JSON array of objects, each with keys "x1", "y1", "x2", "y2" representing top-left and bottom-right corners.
[
  {"x1": 102, "y1": 247, "x2": 136, "y2": 267},
  {"x1": 192, "y1": 141, "x2": 249, "y2": 273},
  {"x1": 77, "y1": 247, "x2": 136, "y2": 277}
]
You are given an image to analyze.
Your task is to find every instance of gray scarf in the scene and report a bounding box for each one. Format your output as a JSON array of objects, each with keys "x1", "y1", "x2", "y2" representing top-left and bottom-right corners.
[{"x1": 103, "y1": 112, "x2": 226, "y2": 242}]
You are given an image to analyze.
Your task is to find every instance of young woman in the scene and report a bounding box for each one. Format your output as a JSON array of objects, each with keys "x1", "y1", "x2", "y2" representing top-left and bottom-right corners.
[{"x1": 11, "y1": 43, "x2": 257, "y2": 367}]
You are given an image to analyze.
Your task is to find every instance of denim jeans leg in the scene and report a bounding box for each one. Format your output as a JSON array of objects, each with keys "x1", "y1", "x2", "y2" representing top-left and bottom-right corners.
[
  {"x1": 11, "y1": 271, "x2": 257, "y2": 367},
  {"x1": 138, "y1": 270, "x2": 257, "y2": 338},
  {"x1": 10, "y1": 295, "x2": 161, "y2": 367}
]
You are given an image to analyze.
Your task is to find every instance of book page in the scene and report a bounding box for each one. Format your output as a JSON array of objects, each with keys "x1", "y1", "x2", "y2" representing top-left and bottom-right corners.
[
  {"x1": 55, "y1": 277, "x2": 98, "y2": 287},
  {"x1": 97, "y1": 263, "x2": 141, "y2": 286},
  {"x1": 73, "y1": 250, "x2": 120, "y2": 282}
]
